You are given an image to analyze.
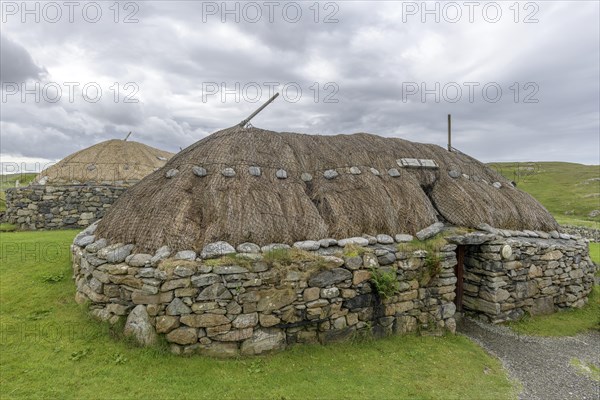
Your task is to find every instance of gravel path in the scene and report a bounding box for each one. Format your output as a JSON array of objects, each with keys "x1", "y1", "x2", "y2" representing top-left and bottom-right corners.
[{"x1": 458, "y1": 318, "x2": 600, "y2": 400}]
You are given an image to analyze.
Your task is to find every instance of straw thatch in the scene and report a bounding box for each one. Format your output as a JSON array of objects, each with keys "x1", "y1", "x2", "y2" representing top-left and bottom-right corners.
[
  {"x1": 96, "y1": 126, "x2": 558, "y2": 252},
  {"x1": 35, "y1": 139, "x2": 173, "y2": 185}
]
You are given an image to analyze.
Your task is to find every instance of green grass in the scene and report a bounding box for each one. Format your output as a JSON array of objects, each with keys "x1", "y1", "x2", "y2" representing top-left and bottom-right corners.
[
  {"x1": 0, "y1": 173, "x2": 37, "y2": 212},
  {"x1": 0, "y1": 230, "x2": 516, "y2": 399},
  {"x1": 0, "y1": 223, "x2": 17, "y2": 232},
  {"x1": 343, "y1": 243, "x2": 369, "y2": 258},
  {"x1": 489, "y1": 162, "x2": 599, "y2": 228},
  {"x1": 554, "y1": 216, "x2": 599, "y2": 229},
  {"x1": 570, "y1": 358, "x2": 600, "y2": 382},
  {"x1": 397, "y1": 234, "x2": 448, "y2": 254},
  {"x1": 507, "y1": 286, "x2": 600, "y2": 337},
  {"x1": 589, "y1": 243, "x2": 600, "y2": 265}
]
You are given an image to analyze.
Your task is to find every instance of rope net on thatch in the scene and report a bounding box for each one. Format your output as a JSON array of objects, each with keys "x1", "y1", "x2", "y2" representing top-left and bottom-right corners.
[
  {"x1": 35, "y1": 139, "x2": 174, "y2": 185},
  {"x1": 95, "y1": 126, "x2": 558, "y2": 252}
]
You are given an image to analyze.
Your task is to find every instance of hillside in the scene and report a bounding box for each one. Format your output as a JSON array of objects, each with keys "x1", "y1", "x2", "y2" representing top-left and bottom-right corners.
[{"x1": 489, "y1": 162, "x2": 599, "y2": 228}]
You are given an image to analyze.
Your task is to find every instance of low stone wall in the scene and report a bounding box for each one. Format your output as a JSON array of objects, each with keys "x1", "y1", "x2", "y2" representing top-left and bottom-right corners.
[
  {"x1": 5, "y1": 185, "x2": 127, "y2": 230},
  {"x1": 560, "y1": 225, "x2": 600, "y2": 243},
  {"x1": 71, "y1": 227, "x2": 458, "y2": 357},
  {"x1": 70, "y1": 221, "x2": 597, "y2": 357},
  {"x1": 462, "y1": 236, "x2": 596, "y2": 323}
]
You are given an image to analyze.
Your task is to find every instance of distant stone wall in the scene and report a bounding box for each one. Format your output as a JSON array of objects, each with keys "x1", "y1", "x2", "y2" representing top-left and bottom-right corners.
[
  {"x1": 560, "y1": 225, "x2": 600, "y2": 243},
  {"x1": 71, "y1": 227, "x2": 459, "y2": 357},
  {"x1": 462, "y1": 237, "x2": 595, "y2": 323},
  {"x1": 5, "y1": 185, "x2": 127, "y2": 230}
]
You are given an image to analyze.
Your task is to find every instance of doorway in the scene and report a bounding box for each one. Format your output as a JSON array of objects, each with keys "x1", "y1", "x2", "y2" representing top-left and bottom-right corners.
[{"x1": 454, "y1": 245, "x2": 466, "y2": 312}]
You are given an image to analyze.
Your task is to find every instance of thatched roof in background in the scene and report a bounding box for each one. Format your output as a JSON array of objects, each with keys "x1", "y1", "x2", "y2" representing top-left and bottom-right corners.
[
  {"x1": 35, "y1": 139, "x2": 173, "y2": 185},
  {"x1": 96, "y1": 126, "x2": 558, "y2": 252}
]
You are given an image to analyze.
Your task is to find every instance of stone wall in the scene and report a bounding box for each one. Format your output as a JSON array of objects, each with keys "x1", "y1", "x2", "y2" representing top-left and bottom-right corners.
[
  {"x1": 70, "y1": 220, "x2": 597, "y2": 357},
  {"x1": 71, "y1": 226, "x2": 458, "y2": 357},
  {"x1": 5, "y1": 185, "x2": 127, "y2": 230},
  {"x1": 462, "y1": 236, "x2": 596, "y2": 323},
  {"x1": 560, "y1": 225, "x2": 600, "y2": 243}
]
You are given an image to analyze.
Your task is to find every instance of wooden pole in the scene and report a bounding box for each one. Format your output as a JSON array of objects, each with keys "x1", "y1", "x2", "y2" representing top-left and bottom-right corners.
[
  {"x1": 123, "y1": 131, "x2": 132, "y2": 141},
  {"x1": 238, "y1": 92, "x2": 280, "y2": 128},
  {"x1": 447, "y1": 114, "x2": 452, "y2": 151}
]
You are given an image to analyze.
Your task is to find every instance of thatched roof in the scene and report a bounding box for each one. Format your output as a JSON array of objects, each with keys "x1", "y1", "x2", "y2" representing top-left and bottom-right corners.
[
  {"x1": 96, "y1": 126, "x2": 558, "y2": 252},
  {"x1": 35, "y1": 139, "x2": 173, "y2": 185}
]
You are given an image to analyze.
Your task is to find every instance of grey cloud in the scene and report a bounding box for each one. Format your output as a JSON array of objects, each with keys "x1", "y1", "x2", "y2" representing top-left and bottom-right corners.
[
  {"x1": 0, "y1": 1, "x2": 598, "y2": 165},
  {"x1": 0, "y1": 34, "x2": 46, "y2": 82}
]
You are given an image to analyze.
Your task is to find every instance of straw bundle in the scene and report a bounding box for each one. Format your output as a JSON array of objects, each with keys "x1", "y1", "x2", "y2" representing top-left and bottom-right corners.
[{"x1": 96, "y1": 126, "x2": 558, "y2": 252}]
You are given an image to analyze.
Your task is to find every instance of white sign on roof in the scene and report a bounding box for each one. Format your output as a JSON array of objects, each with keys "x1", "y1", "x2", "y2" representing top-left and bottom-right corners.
[
  {"x1": 396, "y1": 158, "x2": 439, "y2": 169},
  {"x1": 418, "y1": 159, "x2": 438, "y2": 169},
  {"x1": 397, "y1": 158, "x2": 421, "y2": 167}
]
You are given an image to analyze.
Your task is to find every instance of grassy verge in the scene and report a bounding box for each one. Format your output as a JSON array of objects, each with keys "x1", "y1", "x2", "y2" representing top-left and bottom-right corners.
[
  {"x1": 507, "y1": 286, "x2": 600, "y2": 337},
  {"x1": 0, "y1": 230, "x2": 516, "y2": 400}
]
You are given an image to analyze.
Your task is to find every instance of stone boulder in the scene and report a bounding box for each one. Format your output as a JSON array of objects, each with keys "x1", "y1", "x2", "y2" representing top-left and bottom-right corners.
[
  {"x1": 256, "y1": 288, "x2": 296, "y2": 312},
  {"x1": 293, "y1": 240, "x2": 321, "y2": 251},
  {"x1": 74, "y1": 235, "x2": 95, "y2": 247},
  {"x1": 174, "y1": 250, "x2": 197, "y2": 261},
  {"x1": 308, "y1": 268, "x2": 352, "y2": 287},
  {"x1": 123, "y1": 305, "x2": 157, "y2": 346},
  {"x1": 240, "y1": 328, "x2": 286, "y2": 355},
  {"x1": 150, "y1": 246, "x2": 171, "y2": 266},
  {"x1": 395, "y1": 234, "x2": 413, "y2": 243},
  {"x1": 166, "y1": 298, "x2": 192, "y2": 315},
  {"x1": 98, "y1": 244, "x2": 134, "y2": 263},
  {"x1": 127, "y1": 253, "x2": 153, "y2": 267},
  {"x1": 338, "y1": 237, "x2": 369, "y2": 247},
  {"x1": 416, "y1": 222, "x2": 445, "y2": 241},
  {"x1": 200, "y1": 241, "x2": 236, "y2": 259},
  {"x1": 530, "y1": 297, "x2": 554, "y2": 316},
  {"x1": 236, "y1": 242, "x2": 260, "y2": 253}
]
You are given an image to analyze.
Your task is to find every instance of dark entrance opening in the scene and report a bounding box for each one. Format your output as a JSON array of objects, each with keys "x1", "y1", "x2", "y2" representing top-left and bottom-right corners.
[{"x1": 454, "y1": 245, "x2": 466, "y2": 312}]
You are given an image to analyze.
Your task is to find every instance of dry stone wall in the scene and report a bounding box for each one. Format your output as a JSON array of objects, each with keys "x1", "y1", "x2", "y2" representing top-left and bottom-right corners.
[
  {"x1": 560, "y1": 225, "x2": 600, "y2": 243},
  {"x1": 5, "y1": 185, "x2": 127, "y2": 230},
  {"x1": 70, "y1": 220, "x2": 597, "y2": 357},
  {"x1": 71, "y1": 225, "x2": 459, "y2": 357},
  {"x1": 462, "y1": 236, "x2": 596, "y2": 322}
]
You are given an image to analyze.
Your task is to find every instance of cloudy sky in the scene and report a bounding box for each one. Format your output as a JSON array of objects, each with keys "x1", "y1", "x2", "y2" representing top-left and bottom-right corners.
[{"x1": 1, "y1": 1, "x2": 599, "y2": 173}]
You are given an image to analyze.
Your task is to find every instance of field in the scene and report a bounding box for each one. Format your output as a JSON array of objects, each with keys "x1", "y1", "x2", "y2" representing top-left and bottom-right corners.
[
  {"x1": 0, "y1": 173, "x2": 36, "y2": 212},
  {"x1": 0, "y1": 230, "x2": 516, "y2": 399},
  {"x1": 490, "y1": 162, "x2": 599, "y2": 228}
]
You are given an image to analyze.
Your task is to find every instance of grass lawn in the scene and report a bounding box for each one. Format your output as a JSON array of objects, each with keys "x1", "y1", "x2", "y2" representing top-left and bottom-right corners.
[
  {"x1": 0, "y1": 230, "x2": 516, "y2": 400},
  {"x1": 490, "y1": 162, "x2": 599, "y2": 228}
]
